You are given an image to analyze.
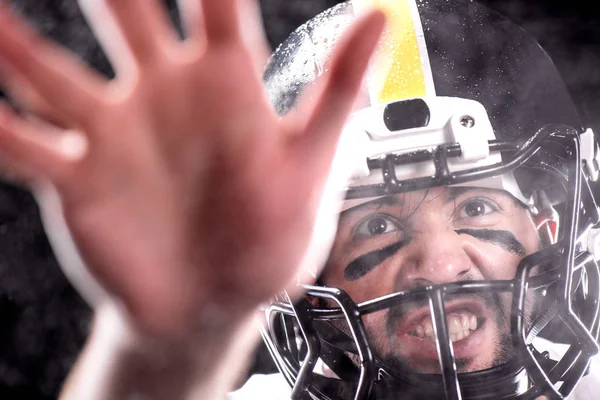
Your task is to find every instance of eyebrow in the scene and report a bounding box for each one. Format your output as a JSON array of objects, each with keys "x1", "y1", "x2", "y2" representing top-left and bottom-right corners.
[
  {"x1": 340, "y1": 195, "x2": 405, "y2": 218},
  {"x1": 341, "y1": 187, "x2": 478, "y2": 217},
  {"x1": 444, "y1": 187, "x2": 475, "y2": 201},
  {"x1": 341, "y1": 187, "x2": 519, "y2": 225},
  {"x1": 446, "y1": 187, "x2": 523, "y2": 208}
]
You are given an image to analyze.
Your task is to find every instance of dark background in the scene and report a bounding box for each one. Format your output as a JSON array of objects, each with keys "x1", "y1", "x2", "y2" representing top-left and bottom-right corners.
[{"x1": 0, "y1": 0, "x2": 599, "y2": 398}]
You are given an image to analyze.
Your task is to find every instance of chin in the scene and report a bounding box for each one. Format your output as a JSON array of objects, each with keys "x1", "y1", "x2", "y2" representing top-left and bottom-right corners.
[
  {"x1": 375, "y1": 327, "x2": 513, "y2": 376},
  {"x1": 391, "y1": 355, "x2": 498, "y2": 375}
]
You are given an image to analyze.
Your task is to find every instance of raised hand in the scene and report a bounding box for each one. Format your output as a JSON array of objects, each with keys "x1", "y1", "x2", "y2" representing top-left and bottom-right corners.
[{"x1": 0, "y1": 0, "x2": 385, "y2": 341}]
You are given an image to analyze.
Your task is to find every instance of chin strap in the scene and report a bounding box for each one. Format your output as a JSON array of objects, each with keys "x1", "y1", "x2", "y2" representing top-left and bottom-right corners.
[{"x1": 526, "y1": 301, "x2": 559, "y2": 345}]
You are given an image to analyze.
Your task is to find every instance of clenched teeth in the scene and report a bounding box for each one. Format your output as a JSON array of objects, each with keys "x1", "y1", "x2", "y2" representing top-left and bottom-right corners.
[{"x1": 411, "y1": 311, "x2": 478, "y2": 342}]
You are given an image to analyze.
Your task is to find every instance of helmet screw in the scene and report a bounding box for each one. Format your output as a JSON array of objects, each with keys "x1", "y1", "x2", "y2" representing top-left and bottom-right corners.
[{"x1": 460, "y1": 116, "x2": 475, "y2": 128}]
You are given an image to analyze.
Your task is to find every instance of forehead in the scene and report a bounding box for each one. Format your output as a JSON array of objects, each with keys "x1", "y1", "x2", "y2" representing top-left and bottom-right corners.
[{"x1": 341, "y1": 186, "x2": 520, "y2": 218}]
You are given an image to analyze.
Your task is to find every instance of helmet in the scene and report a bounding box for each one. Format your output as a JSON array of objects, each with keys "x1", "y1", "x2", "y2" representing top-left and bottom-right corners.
[{"x1": 261, "y1": 1, "x2": 600, "y2": 399}]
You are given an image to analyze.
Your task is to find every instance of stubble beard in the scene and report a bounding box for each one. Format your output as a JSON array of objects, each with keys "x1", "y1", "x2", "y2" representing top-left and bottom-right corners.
[{"x1": 374, "y1": 291, "x2": 517, "y2": 375}]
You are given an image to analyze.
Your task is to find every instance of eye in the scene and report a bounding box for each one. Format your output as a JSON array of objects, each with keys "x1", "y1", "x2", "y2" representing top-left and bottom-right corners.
[
  {"x1": 457, "y1": 198, "x2": 497, "y2": 219},
  {"x1": 354, "y1": 215, "x2": 400, "y2": 238}
]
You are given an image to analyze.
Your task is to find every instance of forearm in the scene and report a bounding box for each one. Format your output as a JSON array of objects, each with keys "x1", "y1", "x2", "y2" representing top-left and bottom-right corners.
[{"x1": 60, "y1": 302, "x2": 259, "y2": 400}]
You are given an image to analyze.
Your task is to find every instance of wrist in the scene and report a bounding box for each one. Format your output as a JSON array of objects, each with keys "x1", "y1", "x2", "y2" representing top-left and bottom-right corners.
[{"x1": 85, "y1": 301, "x2": 260, "y2": 398}]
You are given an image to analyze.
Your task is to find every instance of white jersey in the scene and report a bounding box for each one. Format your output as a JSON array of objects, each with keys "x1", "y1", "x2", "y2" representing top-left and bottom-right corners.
[
  {"x1": 229, "y1": 373, "x2": 291, "y2": 400},
  {"x1": 230, "y1": 337, "x2": 600, "y2": 399},
  {"x1": 230, "y1": 370, "x2": 600, "y2": 400}
]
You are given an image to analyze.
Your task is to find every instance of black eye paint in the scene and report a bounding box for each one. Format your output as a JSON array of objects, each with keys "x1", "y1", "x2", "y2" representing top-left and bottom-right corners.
[
  {"x1": 343, "y1": 230, "x2": 524, "y2": 282},
  {"x1": 344, "y1": 239, "x2": 411, "y2": 281},
  {"x1": 456, "y1": 229, "x2": 526, "y2": 256}
]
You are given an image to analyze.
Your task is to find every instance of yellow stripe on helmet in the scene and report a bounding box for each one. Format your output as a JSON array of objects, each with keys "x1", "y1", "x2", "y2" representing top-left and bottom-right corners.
[{"x1": 353, "y1": 0, "x2": 435, "y2": 105}]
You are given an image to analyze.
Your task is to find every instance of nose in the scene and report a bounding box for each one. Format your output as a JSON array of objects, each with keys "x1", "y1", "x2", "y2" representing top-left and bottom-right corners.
[{"x1": 398, "y1": 229, "x2": 474, "y2": 288}]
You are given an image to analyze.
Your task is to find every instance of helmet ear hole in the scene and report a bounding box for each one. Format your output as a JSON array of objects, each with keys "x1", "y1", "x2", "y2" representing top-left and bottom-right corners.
[
  {"x1": 533, "y1": 189, "x2": 561, "y2": 245},
  {"x1": 535, "y1": 218, "x2": 559, "y2": 245}
]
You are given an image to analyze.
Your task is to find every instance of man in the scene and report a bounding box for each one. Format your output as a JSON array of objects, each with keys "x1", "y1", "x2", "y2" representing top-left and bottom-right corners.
[
  {"x1": 248, "y1": 1, "x2": 600, "y2": 398},
  {"x1": 324, "y1": 187, "x2": 539, "y2": 371},
  {"x1": 0, "y1": 1, "x2": 597, "y2": 400}
]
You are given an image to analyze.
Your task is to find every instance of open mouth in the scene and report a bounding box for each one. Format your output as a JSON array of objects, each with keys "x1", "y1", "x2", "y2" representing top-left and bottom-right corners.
[
  {"x1": 390, "y1": 298, "x2": 493, "y2": 361},
  {"x1": 408, "y1": 309, "x2": 485, "y2": 343}
]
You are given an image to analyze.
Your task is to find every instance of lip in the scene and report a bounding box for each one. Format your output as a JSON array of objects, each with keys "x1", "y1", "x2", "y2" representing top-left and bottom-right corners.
[{"x1": 392, "y1": 299, "x2": 492, "y2": 361}]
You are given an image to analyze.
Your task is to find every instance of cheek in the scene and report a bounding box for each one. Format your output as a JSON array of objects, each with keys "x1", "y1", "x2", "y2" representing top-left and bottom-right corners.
[
  {"x1": 516, "y1": 225, "x2": 541, "y2": 254},
  {"x1": 466, "y1": 213, "x2": 540, "y2": 280},
  {"x1": 465, "y1": 238, "x2": 525, "y2": 280},
  {"x1": 362, "y1": 311, "x2": 391, "y2": 353},
  {"x1": 510, "y1": 210, "x2": 541, "y2": 252},
  {"x1": 323, "y1": 251, "x2": 408, "y2": 303},
  {"x1": 324, "y1": 237, "x2": 403, "y2": 302}
]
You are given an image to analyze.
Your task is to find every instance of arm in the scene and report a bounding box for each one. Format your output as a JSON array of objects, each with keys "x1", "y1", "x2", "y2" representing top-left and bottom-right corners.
[
  {"x1": 60, "y1": 303, "x2": 258, "y2": 400},
  {"x1": 0, "y1": 0, "x2": 385, "y2": 398}
]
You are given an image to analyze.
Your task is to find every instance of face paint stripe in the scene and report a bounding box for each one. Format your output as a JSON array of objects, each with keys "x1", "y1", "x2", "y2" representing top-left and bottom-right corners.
[
  {"x1": 456, "y1": 229, "x2": 527, "y2": 257},
  {"x1": 344, "y1": 239, "x2": 411, "y2": 281},
  {"x1": 344, "y1": 229, "x2": 524, "y2": 282}
]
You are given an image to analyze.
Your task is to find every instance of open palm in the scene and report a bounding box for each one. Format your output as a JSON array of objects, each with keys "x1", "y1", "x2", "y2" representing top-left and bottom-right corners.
[{"x1": 0, "y1": 0, "x2": 384, "y2": 339}]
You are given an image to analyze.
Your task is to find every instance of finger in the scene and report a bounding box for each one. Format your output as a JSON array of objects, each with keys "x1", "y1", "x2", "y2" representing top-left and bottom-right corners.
[
  {"x1": 238, "y1": 0, "x2": 271, "y2": 74},
  {"x1": 0, "y1": 5, "x2": 105, "y2": 126},
  {"x1": 294, "y1": 10, "x2": 386, "y2": 171},
  {"x1": 103, "y1": 0, "x2": 176, "y2": 63},
  {"x1": 283, "y1": 77, "x2": 328, "y2": 137},
  {"x1": 201, "y1": 0, "x2": 241, "y2": 45},
  {"x1": 0, "y1": 131, "x2": 38, "y2": 185},
  {"x1": 0, "y1": 58, "x2": 68, "y2": 127},
  {"x1": 0, "y1": 102, "x2": 86, "y2": 183},
  {"x1": 0, "y1": 149, "x2": 37, "y2": 185},
  {"x1": 24, "y1": 113, "x2": 88, "y2": 159}
]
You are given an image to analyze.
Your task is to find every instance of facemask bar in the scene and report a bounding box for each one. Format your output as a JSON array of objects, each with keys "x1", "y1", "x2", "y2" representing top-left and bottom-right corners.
[
  {"x1": 264, "y1": 287, "x2": 377, "y2": 400},
  {"x1": 513, "y1": 134, "x2": 600, "y2": 399},
  {"x1": 346, "y1": 123, "x2": 555, "y2": 200},
  {"x1": 264, "y1": 251, "x2": 596, "y2": 400},
  {"x1": 262, "y1": 127, "x2": 600, "y2": 400},
  {"x1": 268, "y1": 282, "x2": 525, "y2": 399}
]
